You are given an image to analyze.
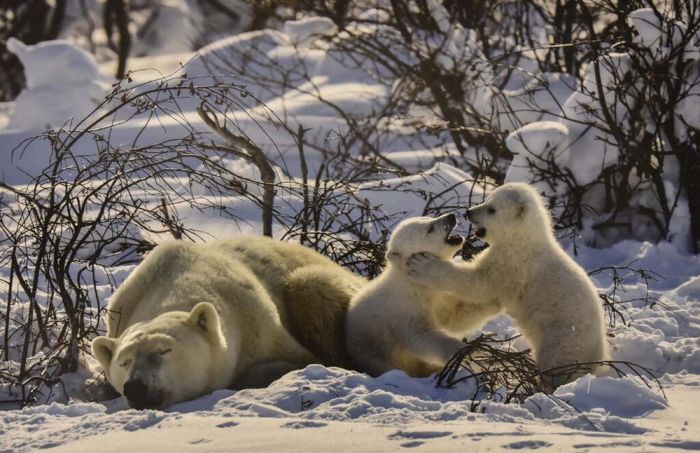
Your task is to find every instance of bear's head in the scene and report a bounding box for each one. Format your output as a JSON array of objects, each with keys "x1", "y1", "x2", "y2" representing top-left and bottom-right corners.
[
  {"x1": 464, "y1": 182, "x2": 553, "y2": 245},
  {"x1": 92, "y1": 302, "x2": 226, "y2": 409},
  {"x1": 386, "y1": 214, "x2": 464, "y2": 267}
]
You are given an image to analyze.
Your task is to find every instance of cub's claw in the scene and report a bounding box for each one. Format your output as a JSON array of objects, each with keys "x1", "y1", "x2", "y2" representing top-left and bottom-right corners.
[{"x1": 406, "y1": 252, "x2": 440, "y2": 281}]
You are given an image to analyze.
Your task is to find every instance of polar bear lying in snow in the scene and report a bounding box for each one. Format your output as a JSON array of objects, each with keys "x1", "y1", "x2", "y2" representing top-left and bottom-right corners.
[
  {"x1": 92, "y1": 236, "x2": 364, "y2": 409},
  {"x1": 346, "y1": 214, "x2": 501, "y2": 377},
  {"x1": 406, "y1": 183, "x2": 608, "y2": 388}
]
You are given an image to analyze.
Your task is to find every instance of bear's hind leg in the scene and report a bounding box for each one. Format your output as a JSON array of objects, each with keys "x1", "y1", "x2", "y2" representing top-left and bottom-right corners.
[
  {"x1": 535, "y1": 331, "x2": 602, "y2": 391},
  {"x1": 283, "y1": 265, "x2": 365, "y2": 368}
]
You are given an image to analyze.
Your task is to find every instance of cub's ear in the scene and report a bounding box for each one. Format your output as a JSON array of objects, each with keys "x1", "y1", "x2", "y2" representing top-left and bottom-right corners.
[
  {"x1": 92, "y1": 336, "x2": 116, "y2": 370},
  {"x1": 188, "y1": 302, "x2": 224, "y2": 341},
  {"x1": 516, "y1": 201, "x2": 528, "y2": 219}
]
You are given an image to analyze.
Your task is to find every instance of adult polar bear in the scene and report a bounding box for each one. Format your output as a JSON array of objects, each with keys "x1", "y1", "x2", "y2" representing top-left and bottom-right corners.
[
  {"x1": 92, "y1": 236, "x2": 364, "y2": 409},
  {"x1": 406, "y1": 183, "x2": 608, "y2": 388}
]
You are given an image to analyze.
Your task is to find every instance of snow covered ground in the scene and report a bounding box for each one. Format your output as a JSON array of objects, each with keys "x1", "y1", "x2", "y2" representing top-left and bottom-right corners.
[
  {"x1": 2, "y1": 367, "x2": 700, "y2": 451},
  {"x1": 1, "y1": 4, "x2": 700, "y2": 451}
]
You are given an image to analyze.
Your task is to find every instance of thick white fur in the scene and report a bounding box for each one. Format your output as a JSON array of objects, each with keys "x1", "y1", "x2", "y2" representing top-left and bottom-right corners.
[
  {"x1": 92, "y1": 236, "x2": 364, "y2": 408},
  {"x1": 406, "y1": 183, "x2": 608, "y2": 388},
  {"x1": 346, "y1": 215, "x2": 500, "y2": 377}
]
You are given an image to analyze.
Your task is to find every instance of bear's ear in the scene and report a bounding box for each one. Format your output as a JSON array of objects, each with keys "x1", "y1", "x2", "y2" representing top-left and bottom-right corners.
[
  {"x1": 92, "y1": 336, "x2": 116, "y2": 370},
  {"x1": 188, "y1": 302, "x2": 222, "y2": 336}
]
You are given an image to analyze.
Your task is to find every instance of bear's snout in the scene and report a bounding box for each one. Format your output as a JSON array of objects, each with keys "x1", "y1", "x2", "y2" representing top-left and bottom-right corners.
[{"x1": 124, "y1": 378, "x2": 163, "y2": 409}]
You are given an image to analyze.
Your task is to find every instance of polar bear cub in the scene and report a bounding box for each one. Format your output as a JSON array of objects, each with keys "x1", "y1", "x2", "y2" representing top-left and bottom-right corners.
[
  {"x1": 406, "y1": 183, "x2": 608, "y2": 388},
  {"x1": 346, "y1": 214, "x2": 496, "y2": 377}
]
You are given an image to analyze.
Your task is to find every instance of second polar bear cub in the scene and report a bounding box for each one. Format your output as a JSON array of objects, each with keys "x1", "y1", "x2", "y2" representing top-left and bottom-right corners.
[
  {"x1": 406, "y1": 183, "x2": 608, "y2": 388},
  {"x1": 346, "y1": 214, "x2": 472, "y2": 377}
]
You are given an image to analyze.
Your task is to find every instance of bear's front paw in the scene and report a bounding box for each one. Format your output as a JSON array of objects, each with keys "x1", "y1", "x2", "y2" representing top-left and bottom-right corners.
[{"x1": 406, "y1": 252, "x2": 441, "y2": 282}]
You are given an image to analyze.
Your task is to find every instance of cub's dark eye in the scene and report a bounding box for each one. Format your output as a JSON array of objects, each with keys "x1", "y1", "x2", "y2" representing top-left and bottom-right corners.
[
  {"x1": 159, "y1": 348, "x2": 172, "y2": 356},
  {"x1": 120, "y1": 360, "x2": 132, "y2": 369},
  {"x1": 487, "y1": 207, "x2": 496, "y2": 214}
]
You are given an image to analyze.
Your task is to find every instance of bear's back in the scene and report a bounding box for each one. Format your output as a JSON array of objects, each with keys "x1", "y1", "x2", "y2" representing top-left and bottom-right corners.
[{"x1": 106, "y1": 241, "x2": 257, "y2": 336}]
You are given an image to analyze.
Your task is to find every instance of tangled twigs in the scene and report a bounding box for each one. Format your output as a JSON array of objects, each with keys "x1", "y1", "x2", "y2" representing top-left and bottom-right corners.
[
  {"x1": 588, "y1": 265, "x2": 669, "y2": 330},
  {"x1": 541, "y1": 360, "x2": 665, "y2": 398},
  {"x1": 437, "y1": 334, "x2": 540, "y2": 407},
  {"x1": 438, "y1": 334, "x2": 665, "y2": 411}
]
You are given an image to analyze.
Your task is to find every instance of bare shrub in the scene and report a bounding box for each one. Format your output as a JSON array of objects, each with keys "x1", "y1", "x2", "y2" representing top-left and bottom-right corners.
[
  {"x1": 437, "y1": 334, "x2": 541, "y2": 408},
  {"x1": 588, "y1": 264, "x2": 668, "y2": 330},
  {"x1": 509, "y1": 1, "x2": 700, "y2": 250},
  {"x1": 437, "y1": 335, "x2": 663, "y2": 412}
]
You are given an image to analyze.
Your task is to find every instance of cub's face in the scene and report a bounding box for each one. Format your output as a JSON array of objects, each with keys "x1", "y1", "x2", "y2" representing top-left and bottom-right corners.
[
  {"x1": 464, "y1": 183, "x2": 540, "y2": 244},
  {"x1": 387, "y1": 214, "x2": 464, "y2": 264},
  {"x1": 92, "y1": 302, "x2": 223, "y2": 409}
]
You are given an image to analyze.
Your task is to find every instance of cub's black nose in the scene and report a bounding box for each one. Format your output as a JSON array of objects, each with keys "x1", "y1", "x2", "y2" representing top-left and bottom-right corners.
[{"x1": 124, "y1": 379, "x2": 149, "y2": 403}]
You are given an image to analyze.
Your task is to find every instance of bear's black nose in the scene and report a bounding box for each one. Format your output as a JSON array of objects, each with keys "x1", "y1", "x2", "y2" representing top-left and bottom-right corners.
[
  {"x1": 124, "y1": 378, "x2": 164, "y2": 409},
  {"x1": 124, "y1": 379, "x2": 148, "y2": 403},
  {"x1": 123, "y1": 379, "x2": 162, "y2": 409}
]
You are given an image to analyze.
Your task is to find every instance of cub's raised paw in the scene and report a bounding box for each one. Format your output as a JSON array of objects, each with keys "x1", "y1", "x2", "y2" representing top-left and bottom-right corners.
[{"x1": 405, "y1": 252, "x2": 440, "y2": 281}]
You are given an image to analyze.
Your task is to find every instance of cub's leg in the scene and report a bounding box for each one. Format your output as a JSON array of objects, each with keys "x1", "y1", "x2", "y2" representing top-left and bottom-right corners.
[
  {"x1": 436, "y1": 295, "x2": 502, "y2": 336},
  {"x1": 404, "y1": 325, "x2": 466, "y2": 368},
  {"x1": 534, "y1": 326, "x2": 602, "y2": 392}
]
